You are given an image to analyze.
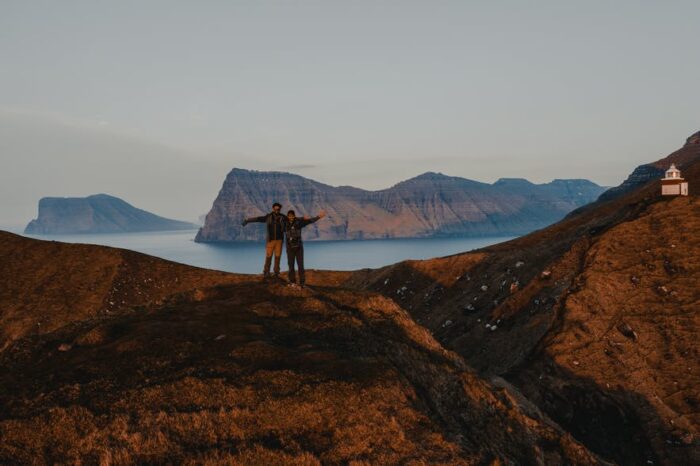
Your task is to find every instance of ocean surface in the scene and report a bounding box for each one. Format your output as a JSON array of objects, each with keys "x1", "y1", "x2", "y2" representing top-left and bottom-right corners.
[{"x1": 17, "y1": 229, "x2": 514, "y2": 274}]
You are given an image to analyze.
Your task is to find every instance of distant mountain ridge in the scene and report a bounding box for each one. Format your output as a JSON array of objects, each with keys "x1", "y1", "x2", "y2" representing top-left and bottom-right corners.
[
  {"x1": 25, "y1": 194, "x2": 197, "y2": 234},
  {"x1": 196, "y1": 170, "x2": 606, "y2": 242}
]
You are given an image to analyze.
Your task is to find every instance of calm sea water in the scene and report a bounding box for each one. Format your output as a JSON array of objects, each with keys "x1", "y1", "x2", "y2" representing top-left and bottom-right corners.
[{"x1": 18, "y1": 229, "x2": 513, "y2": 274}]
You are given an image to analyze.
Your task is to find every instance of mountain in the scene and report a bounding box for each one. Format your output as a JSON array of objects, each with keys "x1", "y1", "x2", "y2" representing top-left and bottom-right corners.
[
  {"x1": 346, "y1": 133, "x2": 700, "y2": 465},
  {"x1": 24, "y1": 194, "x2": 197, "y2": 234},
  {"x1": 0, "y1": 230, "x2": 602, "y2": 464},
  {"x1": 196, "y1": 169, "x2": 605, "y2": 242}
]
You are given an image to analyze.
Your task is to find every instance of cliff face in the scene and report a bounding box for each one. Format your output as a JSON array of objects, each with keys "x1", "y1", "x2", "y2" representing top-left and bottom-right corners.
[
  {"x1": 196, "y1": 169, "x2": 605, "y2": 242},
  {"x1": 24, "y1": 194, "x2": 196, "y2": 234},
  {"x1": 0, "y1": 231, "x2": 602, "y2": 465},
  {"x1": 347, "y1": 135, "x2": 700, "y2": 465}
]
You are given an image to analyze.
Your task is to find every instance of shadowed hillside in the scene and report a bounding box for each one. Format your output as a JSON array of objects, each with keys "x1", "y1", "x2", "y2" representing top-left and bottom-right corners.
[
  {"x1": 0, "y1": 232, "x2": 601, "y2": 465},
  {"x1": 347, "y1": 135, "x2": 700, "y2": 465}
]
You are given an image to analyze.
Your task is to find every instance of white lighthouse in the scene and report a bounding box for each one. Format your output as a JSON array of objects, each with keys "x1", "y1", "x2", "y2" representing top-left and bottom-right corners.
[{"x1": 661, "y1": 164, "x2": 689, "y2": 196}]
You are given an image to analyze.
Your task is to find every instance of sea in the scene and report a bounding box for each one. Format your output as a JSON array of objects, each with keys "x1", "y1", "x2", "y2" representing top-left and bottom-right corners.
[{"x1": 13, "y1": 229, "x2": 514, "y2": 274}]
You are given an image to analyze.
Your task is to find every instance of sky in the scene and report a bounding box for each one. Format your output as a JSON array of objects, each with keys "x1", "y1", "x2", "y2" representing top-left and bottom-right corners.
[{"x1": 2, "y1": 0, "x2": 699, "y2": 227}]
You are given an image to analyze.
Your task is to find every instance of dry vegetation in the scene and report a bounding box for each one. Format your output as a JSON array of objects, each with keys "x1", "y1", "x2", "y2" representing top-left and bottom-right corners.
[
  {"x1": 349, "y1": 147, "x2": 700, "y2": 465},
  {"x1": 0, "y1": 236, "x2": 601, "y2": 464}
]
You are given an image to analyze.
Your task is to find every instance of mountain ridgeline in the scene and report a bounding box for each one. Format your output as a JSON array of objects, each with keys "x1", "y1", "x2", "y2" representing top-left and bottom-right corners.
[
  {"x1": 24, "y1": 194, "x2": 197, "y2": 235},
  {"x1": 196, "y1": 171, "x2": 605, "y2": 242}
]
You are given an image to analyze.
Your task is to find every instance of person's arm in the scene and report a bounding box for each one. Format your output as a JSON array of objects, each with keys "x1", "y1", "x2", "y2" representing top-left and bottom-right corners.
[
  {"x1": 300, "y1": 210, "x2": 326, "y2": 227},
  {"x1": 242, "y1": 214, "x2": 267, "y2": 226}
]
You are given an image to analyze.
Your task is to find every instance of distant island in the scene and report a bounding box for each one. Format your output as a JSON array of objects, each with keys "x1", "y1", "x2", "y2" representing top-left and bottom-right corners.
[
  {"x1": 24, "y1": 194, "x2": 197, "y2": 234},
  {"x1": 196, "y1": 170, "x2": 606, "y2": 242}
]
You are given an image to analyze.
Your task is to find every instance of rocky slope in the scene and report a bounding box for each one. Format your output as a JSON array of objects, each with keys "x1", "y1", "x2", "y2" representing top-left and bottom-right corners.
[
  {"x1": 25, "y1": 194, "x2": 197, "y2": 234},
  {"x1": 0, "y1": 230, "x2": 604, "y2": 465},
  {"x1": 347, "y1": 136, "x2": 700, "y2": 465},
  {"x1": 196, "y1": 169, "x2": 605, "y2": 242},
  {"x1": 598, "y1": 130, "x2": 700, "y2": 203}
]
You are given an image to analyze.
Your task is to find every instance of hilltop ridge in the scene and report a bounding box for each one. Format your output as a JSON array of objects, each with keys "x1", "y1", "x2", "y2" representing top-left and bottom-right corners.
[{"x1": 0, "y1": 230, "x2": 601, "y2": 464}]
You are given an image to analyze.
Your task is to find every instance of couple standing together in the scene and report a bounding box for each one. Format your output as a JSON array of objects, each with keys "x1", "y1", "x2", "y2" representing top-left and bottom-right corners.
[{"x1": 242, "y1": 202, "x2": 326, "y2": 287}]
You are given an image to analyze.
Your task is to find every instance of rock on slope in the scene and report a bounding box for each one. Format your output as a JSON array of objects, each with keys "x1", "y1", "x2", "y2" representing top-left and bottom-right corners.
[
  {"x1": 24, "y1": 194, "x2": 197, "y2": 234},
  {"x1": 0, "y1": 231, "x2": 602, "y2": 465},
  {"x1": 347, "y1": 135, "x2": 700, "y2": 465},
  {"x1": 196, "y1": 169, "x2": 605, "y2": 242}
]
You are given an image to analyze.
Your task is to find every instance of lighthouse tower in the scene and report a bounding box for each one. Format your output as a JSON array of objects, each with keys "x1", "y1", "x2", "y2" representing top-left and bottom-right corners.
[{"x1": 661, "y1": 163, "x2": 689, "y2": 196}]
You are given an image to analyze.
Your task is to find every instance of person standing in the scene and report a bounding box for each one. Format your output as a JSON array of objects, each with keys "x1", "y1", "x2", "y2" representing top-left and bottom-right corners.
[
  {"x1": 285, "y1": 209, "x2": 326, "y2": 287},
  {"x1": 242, "y1": 202, "x2": 287, "y2": 279}
]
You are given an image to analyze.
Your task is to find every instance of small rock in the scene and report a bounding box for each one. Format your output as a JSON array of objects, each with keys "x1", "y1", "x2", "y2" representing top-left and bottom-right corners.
[
  {"x1": 617, "y1": 323, "x2": 638, "y2": 341},
  {"x1": 214, "y1": 334, "x2": 226, "y2": 341},
  {"x1": 540, "y1": 270, "x2": 552, "y2": 279},
  {"x1": 509, "y1": 282, "x2": 519, "y2": 293},
  {"x1": 443, "y1": 320, "x2": 453, "y2": 327},
  {"x1": 490, "y1": 325, "x2": 497, "y2": 331},
  {"x1": 515, "y1": 261, "x2": 525, "y2": 268},
  {"x1": 572, "y1": 360, "x2": 580, "y2": 366},
  {"x1": 481, "y1": 285, "x2": 488, "y2": 292},
  {"x1": 630, "y1": 275, "x2": 640, "y2": 285},
  {"x1": 464, "y1": 304, "x2": 475, "y2": 311},
  {"x1": 58, "y1": 343, "x2": 72, "y2": 352},
  {"x1": 383, "y1": 278, "x2": 389, "y2": 285}
]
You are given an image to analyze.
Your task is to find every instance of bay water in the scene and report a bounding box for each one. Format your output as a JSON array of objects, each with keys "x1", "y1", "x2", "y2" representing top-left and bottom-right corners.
[{"x1": 19, "y1": 229, "x2": 514, "y2": 274}]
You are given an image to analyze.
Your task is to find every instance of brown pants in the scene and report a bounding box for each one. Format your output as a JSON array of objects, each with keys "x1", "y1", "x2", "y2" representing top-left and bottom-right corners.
[{"x1": 263, "y1": 240, "x2": 283, "y2": 275}]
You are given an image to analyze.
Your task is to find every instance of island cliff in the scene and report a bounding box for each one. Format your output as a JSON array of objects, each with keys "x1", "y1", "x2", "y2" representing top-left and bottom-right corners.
[
  {"x1": 196, "y1": 171, "x2": 605, "y2": 242},
  {"x1": 25, "y1": 194, "x2": 197, "y2": 234}
]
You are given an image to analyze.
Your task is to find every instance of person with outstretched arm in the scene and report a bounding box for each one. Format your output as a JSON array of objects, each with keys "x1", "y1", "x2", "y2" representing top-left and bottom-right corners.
[
  {"x1": 241, "y1": 202, "x2": 287, "y2": 280},
  {"x1": 285, "y1": 209, "x2": 326, "y2": 287}
]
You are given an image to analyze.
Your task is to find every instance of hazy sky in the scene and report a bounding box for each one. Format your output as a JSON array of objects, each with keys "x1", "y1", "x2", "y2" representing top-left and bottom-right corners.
[{"x1": 2, "y1": 1, "x2": 699, "y2": 227}]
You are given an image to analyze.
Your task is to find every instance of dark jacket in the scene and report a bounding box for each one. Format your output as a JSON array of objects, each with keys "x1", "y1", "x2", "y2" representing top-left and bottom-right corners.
[
  {"x1": 285, "y1": 216, "x2": 320, "y2": 248},
  {"x1": 246, "y1": 212, "x2": 287, "y2": 241}
]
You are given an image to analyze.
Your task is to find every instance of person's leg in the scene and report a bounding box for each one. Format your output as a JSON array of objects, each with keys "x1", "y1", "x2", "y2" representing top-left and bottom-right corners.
[
  {"x1": 286, "y1": 246, "x2": 296, "y2": 283},
  {"x1": 263, "y1": 241, "x2": 273, "y2": 276},
  {"x1": 297, "y1": 245, "x2": 305, "y2": 286},
  {"x1": 272, "y1": 240, "x2": 283, "y2": 276}
]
